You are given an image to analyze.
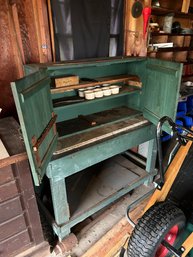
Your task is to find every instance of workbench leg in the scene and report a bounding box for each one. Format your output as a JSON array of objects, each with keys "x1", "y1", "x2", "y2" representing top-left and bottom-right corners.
[
  {"x1": 50, "y1": 178, "x2": 70, "y2": 226},
  {"x1": 145, "y1": 139, "x2": 157, "y2": 185}
]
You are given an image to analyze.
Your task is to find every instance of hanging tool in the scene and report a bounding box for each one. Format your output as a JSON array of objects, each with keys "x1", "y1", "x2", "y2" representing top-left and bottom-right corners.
[{"x1": 142, "y1": 7, "x2": 151, "y2": 38}]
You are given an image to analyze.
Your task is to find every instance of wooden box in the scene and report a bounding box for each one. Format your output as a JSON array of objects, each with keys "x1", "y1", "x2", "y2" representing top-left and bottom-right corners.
[
  {"x1": 0, "y1": 118, "x2": 47, "y2": 257},
  {"x1": 55, "y1": 75, "x2": 79, "y2": 88}
]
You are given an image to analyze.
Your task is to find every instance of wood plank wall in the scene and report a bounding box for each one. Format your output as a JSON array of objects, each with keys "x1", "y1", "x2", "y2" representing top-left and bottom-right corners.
[{"x1": 0, "y1": 0, "x2": 52, "y2": 118}]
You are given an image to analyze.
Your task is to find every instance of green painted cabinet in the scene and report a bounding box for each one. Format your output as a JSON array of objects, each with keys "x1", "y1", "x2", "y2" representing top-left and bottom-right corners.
[{"x1": 11, "y1": 57, "x2": 182, "y2": 240}]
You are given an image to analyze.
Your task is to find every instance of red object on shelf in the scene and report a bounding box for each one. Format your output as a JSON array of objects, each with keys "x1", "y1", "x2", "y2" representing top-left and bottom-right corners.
[{"x1": 143, "y1": 7, "x2": 151, "y2": 38}]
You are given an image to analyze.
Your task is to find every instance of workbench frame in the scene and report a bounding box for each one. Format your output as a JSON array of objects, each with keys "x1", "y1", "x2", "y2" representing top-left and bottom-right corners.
[{"x1": 11, "y1": 57, "x2": 182, "y2": 240}]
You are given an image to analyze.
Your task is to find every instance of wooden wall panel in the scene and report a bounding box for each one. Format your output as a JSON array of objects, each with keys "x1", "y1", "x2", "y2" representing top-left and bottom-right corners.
[
  {"x1": 0, "y1": 0, "x2": 52, "y2": 118},
  {"x1": 0, "y1": 1, "x2": 20, "y2": 118},
  {"x1": 0, "y1": 118, "x2": 46, "y2": 257},
  {"x1": 0, "y1": 230, "x2": 31, "y2": 257}
]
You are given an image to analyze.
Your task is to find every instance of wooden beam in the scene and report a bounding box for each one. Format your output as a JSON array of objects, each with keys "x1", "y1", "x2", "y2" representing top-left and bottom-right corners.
[
  {"x1": 0, "y1": 153, "x2": 27, "y2": 169},
  {"x1": 182, "y1": 0, "x2": 190, "y2": 13},
  {"x1": 47, "y1": 0, "x2": 56, "y2": 62},
  {"x1": 11, "y1": 3, "x2": 25, "y2": 64},
  {"x1": 182, "y1": 232, "x2": 193, "y2": 257},
  {"x1": 7, "y1": 3, "x2": 24, "y2": 78},
  {"x1": 81, "y1": 198, "x2": 148, "y2": 257},
  {"x1": 31, "y1": 0, "x2": 52, "y2": 63},
  {"x1": 144, "y1": 140, "x2": 193, "y2": 212}
]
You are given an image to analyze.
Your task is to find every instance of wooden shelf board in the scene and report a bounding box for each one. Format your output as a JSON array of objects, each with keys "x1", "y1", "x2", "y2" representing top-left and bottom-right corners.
[
  {"x1": 152, "y1": 7, "x2": 193, "y2": 18},
  {"x1": 151, "y1": 32, "x2": 193, "y2": 36},
  {"x1": 51, "y1": 75, "x2": 141, "y2": 94},
  {"x1": 148, "y1": 47, "x2": 193, "y2": 54}
]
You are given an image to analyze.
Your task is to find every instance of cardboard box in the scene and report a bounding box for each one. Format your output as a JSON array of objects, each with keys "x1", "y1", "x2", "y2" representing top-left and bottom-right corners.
[{"x1": 55, "y1": 75, "x2": 79, "y2": 88}]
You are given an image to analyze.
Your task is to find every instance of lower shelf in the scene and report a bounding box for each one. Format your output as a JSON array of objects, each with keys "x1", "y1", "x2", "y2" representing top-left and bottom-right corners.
[
  {"x1": 70, "y1": 154, "x2": 144, "y2": 219},
  {"x1": 39, "y1": 153, "x2": 155, "y2": 239}
]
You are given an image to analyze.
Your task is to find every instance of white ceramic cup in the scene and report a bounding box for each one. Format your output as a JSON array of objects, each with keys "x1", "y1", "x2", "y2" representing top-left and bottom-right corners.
[
  {"x1": 84, "y1": 90, "x2": 95, "y2": 100},
  {"x1": 110, "y1": 85, "x2": 120, "y2": 94},
  {"x1": 94, "y1": 89, "x2": 103, "y2": 98},
  {"x1": 78, "y1": 88, "x2": 86, "y2": 97},
  {"x1": 102, "y1": 87, "x2": 111, "y2": 96}
]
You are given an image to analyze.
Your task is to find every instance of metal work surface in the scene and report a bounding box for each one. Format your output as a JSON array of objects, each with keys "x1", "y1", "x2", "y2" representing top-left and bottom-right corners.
[{"x1": 11, "y1": 57, "x2": 182, "y2": 240}]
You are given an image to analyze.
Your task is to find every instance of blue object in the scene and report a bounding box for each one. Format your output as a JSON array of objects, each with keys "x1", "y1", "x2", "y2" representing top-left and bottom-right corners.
[
  {"x1": 161, "y1": 99, "x2": 193, "y2": 141},
  {"x1": 177, "y1": 116, "x2": 193, "y2": 128},
  {"x1": 187, "y1": 96, "x2": 193, "y2": 113},
  {"x1": 177, "y1": 101, "x2": 187, "y2": 113}
]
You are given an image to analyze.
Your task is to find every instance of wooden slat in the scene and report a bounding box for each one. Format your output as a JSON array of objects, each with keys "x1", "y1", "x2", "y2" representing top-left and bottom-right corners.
[
  {"x1": 181, "y1": 0, "x2": 190, "y2": 13},
  {"x1": 15, "y1": 160, "x2": 45, "y2": 244},
  {"x1": 0, "y1": 153, "x2": 27, "y2": 169},
  {"x1": 0, "y1": 197, "x2": 23, "y2": 223},
  {"x1": 0, "y1": 166, "x2": 14, "y2": 185},
  {"x1": 32, "y1": 0, "x2": 42, "y2": 62},
  {"x1": 0, "y1": 181, "x2": 18, "y2": 203},
  {"x1": 0, "y1": 215, "x2": 27, "y2": 241},
  {"x1": 0, "y1": 230, "x2": 31, "y2": 257},
  {"x1": 31, "y1": 0, "x2": 52, "y2": 63},
  {"x1": 13, "y1": 242, "x2": 50, "y2": 257},
  {"x1": 7, "y1": 2, "x2": 24, "y2": 78},
  {"x1": 11, "y1": 3, "x2": 25, "y2": 64},
  {"x1": 182, "y1": 232, "x2": 193, "y2": 257},
  {"x1": 81, "y1": 198, "x2": 148, "y2": 257},
  {"x1": 51, "y1": 75, "x2": 141, "y2": 93}
]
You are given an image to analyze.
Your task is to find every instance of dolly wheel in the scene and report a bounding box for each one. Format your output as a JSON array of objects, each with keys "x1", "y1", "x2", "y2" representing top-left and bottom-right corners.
[{"x1": 127, "y1": 202, "x2": 186, "y2": 257}]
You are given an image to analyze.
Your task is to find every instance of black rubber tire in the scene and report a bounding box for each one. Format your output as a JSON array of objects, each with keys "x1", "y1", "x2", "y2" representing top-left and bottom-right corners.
[{"x1": 127, "y1": 201, "x2": 186, "y2": 257}]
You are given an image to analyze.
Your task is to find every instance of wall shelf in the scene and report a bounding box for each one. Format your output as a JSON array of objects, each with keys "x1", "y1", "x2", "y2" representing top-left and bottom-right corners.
[
  {"x1": 151, "y1": 32, "x2": 193, "y2": 36},
  {"x1": 157, "y1": 47, "x2": 193, "y2": 52},
  {"x1": 152, "y1": 7, "x2": 193, "y2": 19}
]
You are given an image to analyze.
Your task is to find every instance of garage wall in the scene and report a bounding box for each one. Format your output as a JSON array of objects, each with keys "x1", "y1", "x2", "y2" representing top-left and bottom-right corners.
[{"x1": 0, "y1": 0, "x2": 52, "y2": 118}]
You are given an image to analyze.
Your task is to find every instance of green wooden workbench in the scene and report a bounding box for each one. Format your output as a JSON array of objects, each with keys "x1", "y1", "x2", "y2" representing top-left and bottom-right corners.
[{"x1": 11, "y1": 57, "x2": 182, "y2": 240}]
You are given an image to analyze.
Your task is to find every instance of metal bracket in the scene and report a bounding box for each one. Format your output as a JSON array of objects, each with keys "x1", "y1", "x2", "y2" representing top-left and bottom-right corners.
[{"x1": 31, "y1": 113, "x2": 57, "y2": 167}]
